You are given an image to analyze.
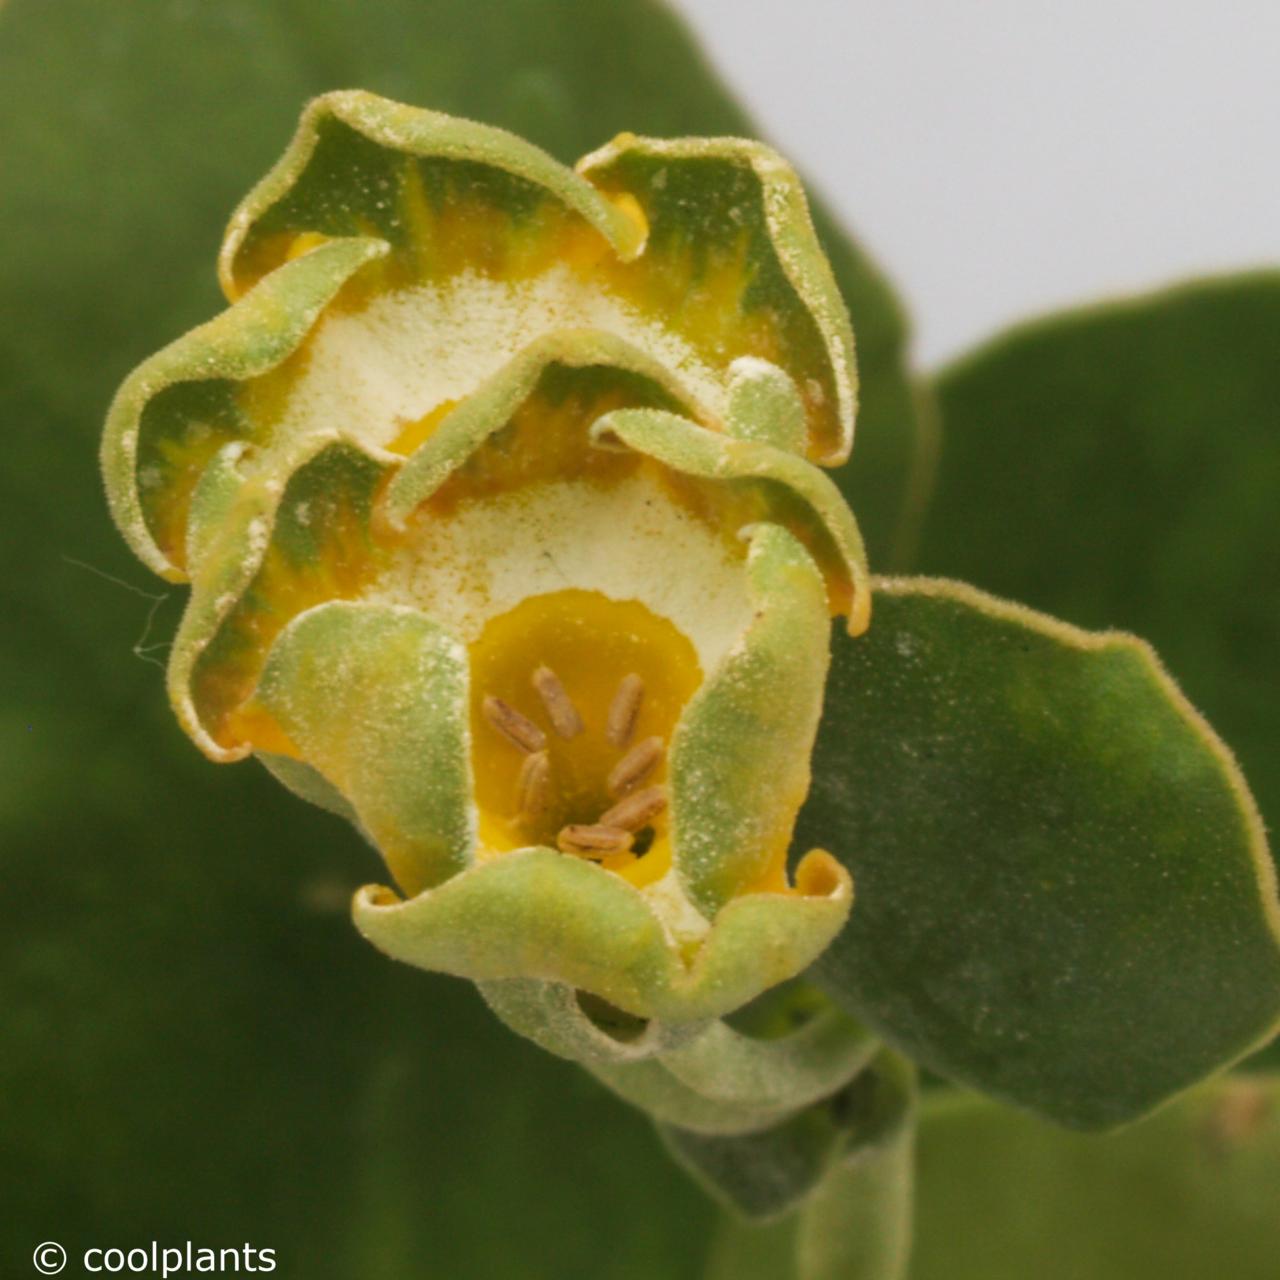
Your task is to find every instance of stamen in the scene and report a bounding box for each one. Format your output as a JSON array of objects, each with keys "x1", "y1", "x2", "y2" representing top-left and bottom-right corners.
[
  {"x1": 599, "y1": 785, "x2": 667, "y2": 832},
  {"x1": 532, "y1": 665, "x2": 583, "y2": 739},
  {"x1": 607, "y1": 736, "x2": 665, "y2": 797},
  {"x1": 557, "y1": 824, "x2": 634, "y2": 858},
  {"x1": 483, "y1": 695, "x2": 546, "y2": 753},
  {"x1": 606, "y1": 673, "x2": 645, "y2": 747},
  {"x1": 515, "y1": 751, "x2": 551, "y2": 820}
]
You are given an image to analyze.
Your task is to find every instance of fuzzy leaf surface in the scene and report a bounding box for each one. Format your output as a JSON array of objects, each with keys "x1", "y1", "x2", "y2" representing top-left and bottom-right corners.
[
  {"x1": 921, "y1": 277, "x2": 1280, "y2": 1067},
  {"x1": 800, "y1": 578, "x2": 1280, "y2": 1128}
]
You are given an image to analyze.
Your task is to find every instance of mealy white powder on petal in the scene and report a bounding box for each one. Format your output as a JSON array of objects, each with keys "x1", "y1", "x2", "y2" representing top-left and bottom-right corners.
[
  {"x1": 370, "y1": 472, "x2": 753, "y2": 672},
  {"x1": 272, "y1": 267, "x2": 728, "y2": 456}
]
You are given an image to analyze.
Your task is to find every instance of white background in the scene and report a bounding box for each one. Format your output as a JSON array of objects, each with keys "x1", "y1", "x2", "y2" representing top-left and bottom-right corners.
[{"x1": 675, "y1": 0, "x2": 1280, "y2": 366}]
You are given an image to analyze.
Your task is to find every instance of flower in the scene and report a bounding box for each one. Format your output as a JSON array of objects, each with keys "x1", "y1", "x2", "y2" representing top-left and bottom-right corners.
[{"x1": 102, "y1": 91, "x2": 869, "y2": 1030}]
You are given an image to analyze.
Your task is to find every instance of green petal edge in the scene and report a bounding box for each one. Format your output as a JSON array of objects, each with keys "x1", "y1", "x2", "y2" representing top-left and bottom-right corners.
[
  {"x1": 101, "y1": 236, "x2": 387, "y2": 579},
  {"x1": 592, "y1": 407, "x2": 870, "y2": 632},
  {"x1": 219, "y1": 88, "x2": 645, "y2": 298},
  {"x1": 165, "y1": 437, "x2": 376, "y2": 762},
  {"x1": 380, "y1": 329, "x2": 710, "y2": 527},
  {"x1": 353, "y1": 845, "x2": 851, "y2": 1025},
  {"x1": 218, "y1": 90, "x2": 854, "y2": 465},
  {"x1": 578, "y1": 132, "x2": 857, "y2": 466}
]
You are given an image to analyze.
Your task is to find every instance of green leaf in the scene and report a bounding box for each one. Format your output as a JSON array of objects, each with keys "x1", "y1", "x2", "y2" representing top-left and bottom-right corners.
[
  {"x1": 913, "y1": 1075, "x2": 1280, "y2": 1280},
  {"x1": 799, "y1": 577, "x2": 1280, "y2": 1128},
  {"x1": 663, "y1": 1100, "x2": 849, "y2": 1224},
  {"x1": 922, "y1": 276, "x2": 1280, "y2": 1067},
  {"x1": 0, "y1": 0, "x2": 915, "y2": 1273},
  {"x1": 922, "y1": 274, "x2": 1280, "y2": 869}
]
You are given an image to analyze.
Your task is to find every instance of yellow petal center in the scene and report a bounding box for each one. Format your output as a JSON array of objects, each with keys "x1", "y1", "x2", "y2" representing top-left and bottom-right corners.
[{"x1": 468, "y1": 588, "x2": 701, "y2": 887}]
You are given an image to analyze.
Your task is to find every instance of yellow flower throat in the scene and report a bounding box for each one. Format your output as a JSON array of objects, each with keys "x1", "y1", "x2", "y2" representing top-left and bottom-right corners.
[{"x1": 469, "y1": 589, "x2": 701, "y2": 888}]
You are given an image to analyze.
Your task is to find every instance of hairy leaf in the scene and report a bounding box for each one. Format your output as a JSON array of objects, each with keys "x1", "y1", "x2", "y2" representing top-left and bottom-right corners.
[
  {"x1": 923, "y1": 277, "x2": 1280, "y2": 1068},
  {"x1": 801, "y1": 578, "x2": 1280, "y2": 1128},
  {"x1": 923, "y1": 275, "x2": 1280, "y2": 867}
]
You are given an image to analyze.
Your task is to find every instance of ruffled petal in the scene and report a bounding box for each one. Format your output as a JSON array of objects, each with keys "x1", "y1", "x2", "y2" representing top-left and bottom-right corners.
[{"x1": 353, "y1": 845, "x2": 849, "y2": 1024}]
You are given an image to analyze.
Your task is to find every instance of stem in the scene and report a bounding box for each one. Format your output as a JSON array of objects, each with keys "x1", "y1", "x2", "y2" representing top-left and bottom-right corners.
[
  {"x1": 701, "y1": 1052, "x2": 917, "y2": 1280},
  {"x1": 796, "y1": 1115, "x2": 914, "y2": 1280}
]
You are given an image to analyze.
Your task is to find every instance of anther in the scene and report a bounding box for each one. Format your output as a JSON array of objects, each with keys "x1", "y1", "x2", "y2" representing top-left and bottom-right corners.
[
  {"x1": 516, "y1": 751, "x2": 551, "y2": 820},
  {"x1": 607, "y1": 735, "x2": 664, "y2": 797},
  {"x1": 600, "y1": 785, "x2": 667, "y2": 832},
  {"x1": 483, "y1": 695, "x2": 546, "y2": 753},
  {"x1": 532, "y1": 665, "x2": 583, "y2": 739},
  {"x1": 557, "y1": 824, "x2": 634, "y2": 858},
  {"x1": 606, "y1": 673, "x2": 645, "y2": 747}
]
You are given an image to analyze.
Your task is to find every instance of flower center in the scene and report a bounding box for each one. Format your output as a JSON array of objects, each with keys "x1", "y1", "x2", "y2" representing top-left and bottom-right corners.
[{"x1": 468, "y1": 588, "x2": 701, "y2": 887}]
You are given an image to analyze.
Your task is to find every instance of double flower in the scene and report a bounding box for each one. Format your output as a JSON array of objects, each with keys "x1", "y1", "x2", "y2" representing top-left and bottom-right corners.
[{"x1": 104, "y1": 90, "x2": 869, "y2": 1034}]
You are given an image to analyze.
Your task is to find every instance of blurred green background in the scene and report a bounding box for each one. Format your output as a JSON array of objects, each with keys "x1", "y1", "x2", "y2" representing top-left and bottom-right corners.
[{"x1": 3, "y1": 2, "x2": 1277, "y2": 1276}]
